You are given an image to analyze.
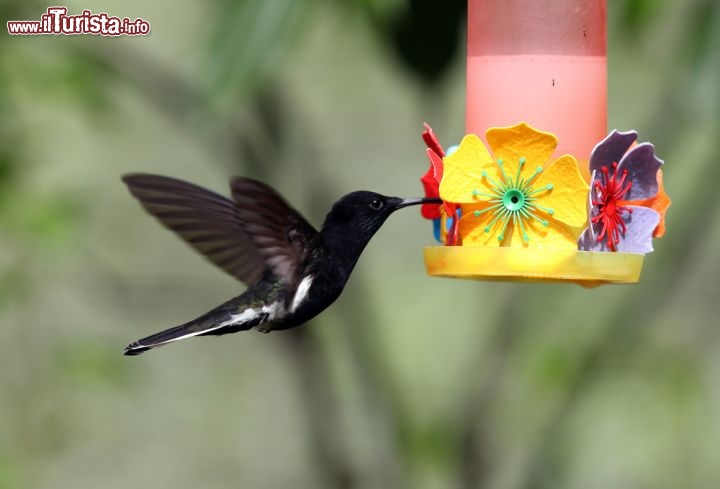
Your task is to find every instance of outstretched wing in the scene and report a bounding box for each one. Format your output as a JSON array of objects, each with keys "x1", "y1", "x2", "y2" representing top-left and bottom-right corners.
[
  {"x1": 122, "y1": 174, "x2": 268, "y2": 285},
  {"x1": 230, "y1": 177, "x2": 320, "y2": 295},
  {"x1": 122, "y1": 174, "x2": 320, "y2": 290}
]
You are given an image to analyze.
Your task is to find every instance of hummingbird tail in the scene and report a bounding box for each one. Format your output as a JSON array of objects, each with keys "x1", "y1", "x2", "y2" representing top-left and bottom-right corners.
[
  {"x1": 123, "y1": 322, "x2": 200, "y2": 355},
  {"x1": 123, "y1": 307, "x2": 254, "y2": 356}
]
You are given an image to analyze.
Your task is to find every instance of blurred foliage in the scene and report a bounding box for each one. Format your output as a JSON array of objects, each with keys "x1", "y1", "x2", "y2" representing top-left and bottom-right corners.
[
  {"x1": 206, "y1": 0, "x2": 310, "y2": 109},
  {"x1": 383, "y1": 0, "x2": 466, "y2": 84},
  {"x1": 1, "y1": 1, "x2": 720, "y2": 489}
]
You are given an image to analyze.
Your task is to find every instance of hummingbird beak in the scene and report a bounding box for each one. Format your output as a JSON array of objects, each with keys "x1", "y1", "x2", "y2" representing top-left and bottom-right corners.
[{"x1": 392, "y1": 197, "x2": 442, "y2": 210}]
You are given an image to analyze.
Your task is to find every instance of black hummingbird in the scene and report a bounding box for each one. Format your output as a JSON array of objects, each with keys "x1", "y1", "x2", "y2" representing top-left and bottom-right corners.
[{"x1": 122, "y1": 174, "x2": 439, "y2": 355}]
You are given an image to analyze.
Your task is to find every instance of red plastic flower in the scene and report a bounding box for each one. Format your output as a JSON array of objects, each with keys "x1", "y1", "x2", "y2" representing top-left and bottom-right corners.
[
  {"x1": 420, "y1": 123, "x2": 460, "y2": 244},
  {"x1": 420, "y1": 124, "x2": 443, "y2": 220}
]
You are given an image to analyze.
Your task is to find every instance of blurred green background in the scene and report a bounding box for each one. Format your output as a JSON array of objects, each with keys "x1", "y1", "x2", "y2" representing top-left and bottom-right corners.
[{"x1": 1, "y1": 0, "x2": 719, "y2": 488}]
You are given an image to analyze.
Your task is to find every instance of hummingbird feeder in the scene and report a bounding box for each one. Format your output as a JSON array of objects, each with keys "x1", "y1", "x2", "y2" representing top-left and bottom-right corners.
[{"x1": 420, "y1": 0, "x2": 670, "y2": 285}]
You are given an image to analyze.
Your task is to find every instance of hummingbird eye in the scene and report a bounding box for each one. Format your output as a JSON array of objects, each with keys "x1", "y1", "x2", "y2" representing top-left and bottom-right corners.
[{"x1": 369, "y1": 198, "x2": 384, "y2": 211}]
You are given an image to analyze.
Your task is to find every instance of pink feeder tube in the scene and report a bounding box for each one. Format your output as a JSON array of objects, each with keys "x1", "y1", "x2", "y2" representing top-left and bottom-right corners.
[{"x1": 467, "y1": 0, "x2": 607, "y2": 164}]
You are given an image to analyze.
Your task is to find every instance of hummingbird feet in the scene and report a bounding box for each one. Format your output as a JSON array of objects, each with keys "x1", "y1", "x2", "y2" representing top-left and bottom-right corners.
[{"x1": 253, "y1": 312, "x2": 273, "y2": 333}]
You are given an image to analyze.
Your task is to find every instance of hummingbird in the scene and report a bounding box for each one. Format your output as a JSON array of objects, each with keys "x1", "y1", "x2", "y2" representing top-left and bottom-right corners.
[{"x1": 122, "y1": 173, "x2": 439, "y2": 355}]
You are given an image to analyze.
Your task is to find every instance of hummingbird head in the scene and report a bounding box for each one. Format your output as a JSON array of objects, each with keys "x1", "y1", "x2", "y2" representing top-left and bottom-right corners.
[
  {"x1": 323, "y1": 191, "x2": 438, "y2": 236},
  {"x1": 320, "y1": 192, "x2": 441, "y2": 273}
]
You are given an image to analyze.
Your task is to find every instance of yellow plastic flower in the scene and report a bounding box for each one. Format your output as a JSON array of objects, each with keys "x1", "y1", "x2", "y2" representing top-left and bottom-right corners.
[{"x1": 439, "y1": 123, "x2": 589, "y2": 249}]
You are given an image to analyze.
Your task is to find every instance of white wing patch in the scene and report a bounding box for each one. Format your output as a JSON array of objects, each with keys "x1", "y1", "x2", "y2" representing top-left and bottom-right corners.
[
  {"x1": 222, "y1": 307, "x2": 262, "y2": 326},
  {"x1": 291, "y1": 275, "x2": 314, "y2": 313},
  {"x1": 220, "y1": 302, "x2": 283, "y2": 328}
]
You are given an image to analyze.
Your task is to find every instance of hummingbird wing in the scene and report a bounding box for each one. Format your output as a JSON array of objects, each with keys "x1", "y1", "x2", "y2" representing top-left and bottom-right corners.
[
  {"x1": 122, "y1": 174, "x2": 268, "y2": 285},
  {"x1": 230, "y1": 177, "x2": 320, "y2": 303},
  {"x1": 123, "y1": 174, "x2": 320, "y2": 295}
]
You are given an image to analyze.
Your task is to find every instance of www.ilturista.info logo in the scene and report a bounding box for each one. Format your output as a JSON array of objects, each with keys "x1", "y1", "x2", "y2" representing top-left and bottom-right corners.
[{"x1": 7, "y1": 7, "x2": 150, "y2": 36}]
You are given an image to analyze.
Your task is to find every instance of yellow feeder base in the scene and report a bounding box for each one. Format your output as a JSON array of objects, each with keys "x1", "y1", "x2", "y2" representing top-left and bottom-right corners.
[{"x1": 423, "y1": 246, "x2": 644, "y2": 286}]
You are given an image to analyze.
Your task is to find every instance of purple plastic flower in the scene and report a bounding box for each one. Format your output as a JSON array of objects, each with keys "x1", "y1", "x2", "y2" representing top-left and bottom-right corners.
[{"x1": 578, "y1": 130, "x2": 663, "y2": 254}]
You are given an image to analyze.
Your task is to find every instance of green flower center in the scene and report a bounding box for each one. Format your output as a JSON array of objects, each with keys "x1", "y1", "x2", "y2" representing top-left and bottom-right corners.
[
  {"x1": 471, "y1": 157, "x2": 555, "y2": 243},
  {"x1": 503, "y1": 189, "x2": 525, "y2": 211}
]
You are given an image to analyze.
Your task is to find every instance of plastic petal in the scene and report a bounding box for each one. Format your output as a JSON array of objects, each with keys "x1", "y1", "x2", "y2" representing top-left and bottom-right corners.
[
  {"x1": 514, "y1": 217, "x2": 580, "y2": 250},
  {"x1": 618, "y1": 142, "x2": 663, "y2": 201},
  {"x1": 631, "y1": 169, "x2": 671, "y2": 237},
  {"x1": 589, "y1": 130, "x2": 637, "y2": 175},
  {"x1": 486, "y1": 123, "x2": 558, "y2": 183},
  {"x1": 420, "y1": 162, "x2": 441, "y2": 219},
  {"x1": 533, "y1": 154, "x2": 589, "y2": 228},
  {"x1": 577, "y1": 227, "x2": 595, "y2": 252},
  {"x1": 420, "y1": 148, "x2": 444, "y2": 219},
  {"x1": 440, "y1": 134, "x2": 494, "y2": 204},
  {"x1": 582, "y1": 205, "x2": 660, "y2": 254},
  {"x1": 422, "y1": 123, "x2": 445, "y2": 158},
  {"x1": 427, "y1": 147, "x2": 444, "y2": 181},
  {"x1": 459, "y1": 204, "x2": 579, "y2": 250},
  {"x1": 615, "y1": 206, "x2": 660, "y2": 253}
]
